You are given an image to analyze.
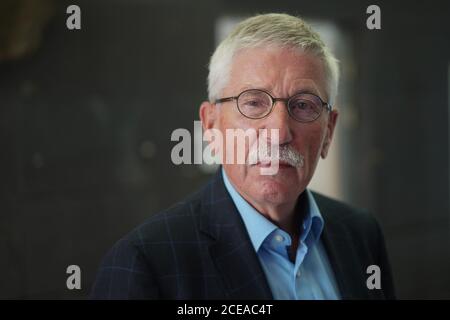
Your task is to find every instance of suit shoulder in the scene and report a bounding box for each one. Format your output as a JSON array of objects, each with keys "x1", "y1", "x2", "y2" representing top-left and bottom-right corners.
[
  {"x1": 312, "y1": 191, "x2": 385, "y2": 257},
  {"x1": 311, "y1": 191, "x2": 379, "y2": 229},
  {"x1": 119, "y1": 188, "x2": 205, "y2": 251}
]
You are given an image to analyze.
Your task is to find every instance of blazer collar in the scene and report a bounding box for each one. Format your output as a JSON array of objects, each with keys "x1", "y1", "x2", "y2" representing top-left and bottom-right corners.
[
  {"x1": 198, "y1": 167, "x2": 273, "y2": 299},
  {"x1": 314, "y1": 193, "x2": 370, "y2": 299}
]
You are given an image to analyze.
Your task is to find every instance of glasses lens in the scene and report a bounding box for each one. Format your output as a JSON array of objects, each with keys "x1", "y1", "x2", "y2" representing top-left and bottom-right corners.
[
  {"x1": 237, "y1": 90, "x2": 272, "y2": 119},
  {"x1": 288, "y1": 93, "x2": 322, "y2": 122}
]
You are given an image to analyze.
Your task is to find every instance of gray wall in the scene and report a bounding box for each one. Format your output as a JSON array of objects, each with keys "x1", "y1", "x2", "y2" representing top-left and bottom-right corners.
[{"x1": 0, "y1": 0, "x2": 449, "y2": 298}]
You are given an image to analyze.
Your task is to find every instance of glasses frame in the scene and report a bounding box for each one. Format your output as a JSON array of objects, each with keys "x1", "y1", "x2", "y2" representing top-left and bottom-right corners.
[{"x1": 214, "y1": 88, "x2": 332, "y2": 123}]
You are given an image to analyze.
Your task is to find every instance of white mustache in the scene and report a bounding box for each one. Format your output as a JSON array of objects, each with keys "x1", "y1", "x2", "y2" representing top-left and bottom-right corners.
[{"x1": 248, "y1": 143, "x2": 305, "y2": 168}]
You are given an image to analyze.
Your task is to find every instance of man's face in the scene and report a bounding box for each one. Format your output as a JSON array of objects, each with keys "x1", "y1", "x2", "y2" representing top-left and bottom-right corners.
[{"x1": 201, "y1": 46, "x2": 338, "y2": 209}]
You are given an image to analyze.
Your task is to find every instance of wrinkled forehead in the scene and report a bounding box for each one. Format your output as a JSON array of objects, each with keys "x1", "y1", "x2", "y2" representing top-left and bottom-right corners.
[{"x1": 227, "y1": 46, "x2": 328, "y2": 99}]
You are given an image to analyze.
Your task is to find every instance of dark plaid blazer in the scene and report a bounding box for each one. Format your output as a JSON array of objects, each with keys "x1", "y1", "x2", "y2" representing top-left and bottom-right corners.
[{"x1": 90, "y1": 168, "x2": 396, "y2": 300}]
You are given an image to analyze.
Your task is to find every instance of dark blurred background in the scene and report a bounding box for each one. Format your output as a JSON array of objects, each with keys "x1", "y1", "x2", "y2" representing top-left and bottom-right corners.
[{"x1": 0, "y1": 0, "x2": 449, "y2": 299}]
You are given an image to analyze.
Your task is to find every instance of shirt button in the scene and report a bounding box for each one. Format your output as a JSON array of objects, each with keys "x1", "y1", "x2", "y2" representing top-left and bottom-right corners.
[
  {"x1": 296, "y1": 271, "x2": 301, "y2": 278},
  {"x1": 274, "y1": 235, "x2": 284, "y2": 243}
]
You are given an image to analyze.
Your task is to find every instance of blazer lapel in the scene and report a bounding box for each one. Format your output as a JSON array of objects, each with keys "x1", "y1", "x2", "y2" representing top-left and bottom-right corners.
[
  {"x1": 316, "y1": 195, "x2": 369, "y2": 299},
  {"x1": 199, "y1": 168, "x2": 273, "y2": 300}
]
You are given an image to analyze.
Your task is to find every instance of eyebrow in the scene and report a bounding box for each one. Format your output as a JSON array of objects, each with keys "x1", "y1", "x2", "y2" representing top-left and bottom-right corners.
[{"x1": 237, "y1": 85, "x2": 321, "y2": 98}]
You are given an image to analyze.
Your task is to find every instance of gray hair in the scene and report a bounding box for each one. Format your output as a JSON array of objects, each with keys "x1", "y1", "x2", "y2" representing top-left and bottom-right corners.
[{"x1": 207, "y1": 13, "x2": 340, "y2": 105}]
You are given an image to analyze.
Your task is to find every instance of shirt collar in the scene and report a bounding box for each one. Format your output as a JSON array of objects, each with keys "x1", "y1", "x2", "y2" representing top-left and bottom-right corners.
[
  {"x1": 303, "y1": 188, "x2": 324, "y2": 243},
  {"x1": 221, "y1": 167, "x2": 324, "y2": 252}
]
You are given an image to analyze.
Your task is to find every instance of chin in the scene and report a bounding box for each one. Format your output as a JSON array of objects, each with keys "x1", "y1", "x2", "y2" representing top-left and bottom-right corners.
[
  {"x1": 250, "y1": 165, "x2": 307, "y2": 197},
  {"x1": 252, "y1": 176, "x2": 298, "y2": 203}
]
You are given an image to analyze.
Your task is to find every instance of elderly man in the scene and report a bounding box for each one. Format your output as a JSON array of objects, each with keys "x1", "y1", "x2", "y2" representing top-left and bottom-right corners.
[{"x1": 91, "y1": 13, "x2": 395, "y2": 300}]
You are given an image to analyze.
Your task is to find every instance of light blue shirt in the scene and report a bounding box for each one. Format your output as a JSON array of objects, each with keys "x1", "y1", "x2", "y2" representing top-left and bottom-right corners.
[{"x1": 222, "y1": 168, "x2": 341, "y2": 300}]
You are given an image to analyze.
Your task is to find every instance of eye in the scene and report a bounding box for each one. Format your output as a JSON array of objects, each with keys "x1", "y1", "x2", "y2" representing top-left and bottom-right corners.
[
  {"x1": 290, "y1": 99, "x2": 315, "y2": 111},
  {"x1": 237, "y1": 90, "x2": 274, "y2": 118},
  {"x1": 242, "y1": 98, "x2": 266, "y2": 108}
]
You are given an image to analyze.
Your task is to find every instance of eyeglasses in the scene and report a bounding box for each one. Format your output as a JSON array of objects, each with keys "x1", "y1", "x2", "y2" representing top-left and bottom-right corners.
[{"x1": 214, "y1": 89, "x2": 332, "y2": 123}]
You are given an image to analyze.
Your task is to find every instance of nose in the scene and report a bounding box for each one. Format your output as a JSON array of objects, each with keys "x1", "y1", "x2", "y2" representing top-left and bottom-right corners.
[{"x1": 264, "y1": 100, "x2": 293, "y2": 145}]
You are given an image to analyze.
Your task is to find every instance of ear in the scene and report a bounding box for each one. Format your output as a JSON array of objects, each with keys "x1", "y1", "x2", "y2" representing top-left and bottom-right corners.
[
  {"x1": 199, "y1": 101, "x2": 223, "y2": 161},
  {"x1": 199, "y1": 101, "x2": 218, "y2": 131},
  {"x1": 320, "y1": 109, "x2": 339, "y2": 159}
]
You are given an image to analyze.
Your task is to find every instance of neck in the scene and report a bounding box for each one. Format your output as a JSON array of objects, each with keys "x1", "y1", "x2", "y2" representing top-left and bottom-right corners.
[{"x1": 240, "y1": 190, "x2": 308, "y2": 239}]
